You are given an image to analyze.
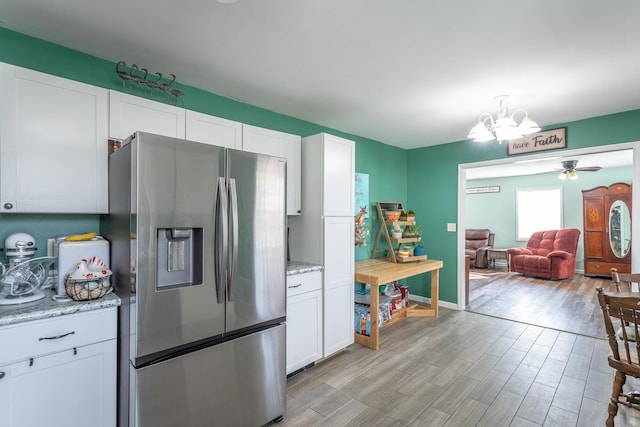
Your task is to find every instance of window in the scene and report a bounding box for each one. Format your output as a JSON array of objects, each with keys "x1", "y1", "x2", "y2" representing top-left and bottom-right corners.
[{"x1": 516, "y1": 187, "x2": 562, "y2": 240}]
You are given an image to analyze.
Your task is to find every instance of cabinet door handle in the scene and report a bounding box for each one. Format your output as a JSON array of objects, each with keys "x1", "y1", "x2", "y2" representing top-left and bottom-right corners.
[
  {"x1": 288, "y1": 284, "x2": 302, "y2": 289},
  {"x1": 0, "y1": 371, "x2": 5, "y2": 379},
  {"x1": 38, "y1": 331, "x2": 75, "y2": 341}
]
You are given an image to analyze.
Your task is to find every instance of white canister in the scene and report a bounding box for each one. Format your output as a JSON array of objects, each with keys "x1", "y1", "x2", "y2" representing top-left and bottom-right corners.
[{"x1": 55, "y1": 237, "x2": 110, "y2": 296}]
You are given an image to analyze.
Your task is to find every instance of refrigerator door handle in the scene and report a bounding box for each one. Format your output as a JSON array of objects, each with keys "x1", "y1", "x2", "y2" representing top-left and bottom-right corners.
[
  {"x1": 215, "y1": 177, "x2": 228, "y2": 304},
  {"x1": 228, "y1": 178, "x2": 239, "y2": 302}
]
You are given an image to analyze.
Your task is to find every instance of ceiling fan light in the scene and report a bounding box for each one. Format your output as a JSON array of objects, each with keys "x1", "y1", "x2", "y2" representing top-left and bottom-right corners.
[
  {"x1": 558, "y1": 171, "x2": 567, "y2": 180},
  {"x1": 568, "y1": 171, "x2": 579, "y2": 180}
]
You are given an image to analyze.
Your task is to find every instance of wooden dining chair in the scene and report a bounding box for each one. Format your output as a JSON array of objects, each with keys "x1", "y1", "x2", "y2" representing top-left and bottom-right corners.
[
  {"x1": 597, "y1": 288, "x2": 640, "y2": 426},
  {"x1": 611, "y1": 268, "x2": 640, "y2": 292}
]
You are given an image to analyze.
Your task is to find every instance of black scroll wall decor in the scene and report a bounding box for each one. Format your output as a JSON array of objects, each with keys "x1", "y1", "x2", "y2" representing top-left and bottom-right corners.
[{"x1": 116, "y1": 61, "x2": 185, "y2": 104}]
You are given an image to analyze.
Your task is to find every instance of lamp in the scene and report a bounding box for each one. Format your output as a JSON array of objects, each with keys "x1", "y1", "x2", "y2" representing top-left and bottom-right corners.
[
  {"x1": 468, "y1": 95, "x2": 540, "y2": 143},
  {"x1": 558, "y1": 170, "x2": 579, "y2": 181}
]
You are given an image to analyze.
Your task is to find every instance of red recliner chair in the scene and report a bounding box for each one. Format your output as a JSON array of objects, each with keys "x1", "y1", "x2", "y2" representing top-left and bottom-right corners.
[{"x1": 507, "y1": 229, "x2": 581, "y2": 280}]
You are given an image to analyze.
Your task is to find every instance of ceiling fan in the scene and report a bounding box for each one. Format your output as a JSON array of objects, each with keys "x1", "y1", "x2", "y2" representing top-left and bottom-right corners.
[{"x1": 557, "y1": 160, "x2": 601, "y2": 180}]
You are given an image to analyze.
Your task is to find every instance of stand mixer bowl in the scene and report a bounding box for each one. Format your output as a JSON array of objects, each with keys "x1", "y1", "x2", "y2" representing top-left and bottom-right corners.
[{"x1": 0, "y1": 232, "x2": 52, "y2": 305}]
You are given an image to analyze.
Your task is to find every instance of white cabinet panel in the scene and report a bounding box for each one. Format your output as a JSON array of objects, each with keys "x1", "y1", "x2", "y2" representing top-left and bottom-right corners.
[
  {"x1": 323, "y1": 282, "x2": 354, "y2": 357},
  {"x1": 0, "y1": 63, "x2": 109, "y2": 213},
  {"x1": 286, "y1": 271, "x2": 323, "y2": 374},
  {"x1": 323, "y1": 134, "x2": 355, "y2": 217},
  {"x1": 0, "y1": 340, "x2": 117, "y2": 427},
  {"x1": 185, "y1": 110, "x2": 242, "y2": 149},
  {"x1": 242, "y1": 124, "x2": 301, "y2": 215},
  {"x1": 323, "y1": 217, "x2": 355, "y2": 356},
  {"x1": 0, "y1": 308, "x2": 117, "y2": 427},
  {"x1": 109, "y1": 91, "x2": 185, "y2": 140},
  {"x1": 286, "y1": 287, "x2": 322, "y2": 375}
]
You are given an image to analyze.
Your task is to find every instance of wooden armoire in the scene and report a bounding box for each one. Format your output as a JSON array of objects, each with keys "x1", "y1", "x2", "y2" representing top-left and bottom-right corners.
[{"x1": 582, "y1": 182, "x2": 632, "y2": 277}]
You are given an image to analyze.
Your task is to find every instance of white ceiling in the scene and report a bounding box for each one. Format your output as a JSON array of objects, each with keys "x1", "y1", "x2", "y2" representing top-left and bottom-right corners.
[{"x1": 1, "y1": 0, "x2": 640, "y2": 150}]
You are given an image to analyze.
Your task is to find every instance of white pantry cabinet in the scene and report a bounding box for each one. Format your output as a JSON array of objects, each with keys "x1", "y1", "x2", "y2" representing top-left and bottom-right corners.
[
  {"x1": 185, "y1": 110, "x2": 242, "y2": 149},
  {"x1": 288, "y1": 133, "x2": 355, "y2": 358},
  {"x1": 323, "y1": 217, "x2": 355, "y2": 356},
  {"x1": 0, "y1": 63, "x2": 109, "y2": 213},
  {"x1": 242, "y1": 124, "x2": 301, "y2": 215},
  {"x1": 0, "y1": 308, "x2": 117, "y2": 427},
  {"x1": 109, "y1": 90, "x2": 186, "y2": 140},
  {"x1": 286, "y1": 271, "x2": 323, "y2": 375}
]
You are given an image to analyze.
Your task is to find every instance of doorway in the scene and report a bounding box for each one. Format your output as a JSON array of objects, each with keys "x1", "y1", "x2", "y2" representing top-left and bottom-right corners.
[{"x1": 456, "y1": 142, "x2": 640, "y2": 327}]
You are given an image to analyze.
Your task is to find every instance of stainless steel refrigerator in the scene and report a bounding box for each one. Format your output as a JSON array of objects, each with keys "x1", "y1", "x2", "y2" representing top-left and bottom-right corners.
[{"x1": 102, "y1": 131, "x2": 287, "y2": 427}]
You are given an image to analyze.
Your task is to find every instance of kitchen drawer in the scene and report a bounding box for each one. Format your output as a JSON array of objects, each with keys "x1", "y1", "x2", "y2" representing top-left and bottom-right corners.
[
  {"x1": 287, "y1": 271, "x2": 322, "y2": 298},
  {"x1": 0, "y1": 307, "x2": 117, "y2": 365}
]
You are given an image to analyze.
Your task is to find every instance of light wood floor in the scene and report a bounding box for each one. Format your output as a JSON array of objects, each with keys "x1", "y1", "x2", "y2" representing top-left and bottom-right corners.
[
  {"x1": 467, "y1": 268, "x2": 615, "y2": 338},
  {"x1": 280, "y1": 308, "x2": 640, "y2": 426}
]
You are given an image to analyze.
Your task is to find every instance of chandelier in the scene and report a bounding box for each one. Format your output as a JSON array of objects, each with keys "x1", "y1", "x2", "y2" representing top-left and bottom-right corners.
[{"x1": 468, "y1": 95, "x2": 540, "y2": 143}]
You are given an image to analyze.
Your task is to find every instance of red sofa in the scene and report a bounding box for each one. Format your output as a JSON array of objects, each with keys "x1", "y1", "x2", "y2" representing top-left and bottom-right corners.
[{"x1": 507, "y1": 229, "x2": 581, "y2": 280}]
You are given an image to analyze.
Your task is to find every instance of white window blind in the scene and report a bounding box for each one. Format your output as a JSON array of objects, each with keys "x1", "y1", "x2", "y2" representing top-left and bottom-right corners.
[{"x1": 516, "y1": 187, "x2": 563, "y2": 240}]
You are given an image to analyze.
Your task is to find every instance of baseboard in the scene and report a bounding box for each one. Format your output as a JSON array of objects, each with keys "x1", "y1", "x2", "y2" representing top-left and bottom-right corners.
[{"x1": 411, "y1": 295, "x2": 458, "y2": 310}]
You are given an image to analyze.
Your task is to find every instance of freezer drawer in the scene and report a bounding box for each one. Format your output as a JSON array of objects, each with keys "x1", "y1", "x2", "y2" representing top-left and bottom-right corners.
[{"x1": 134, "y1": 324, "x2": 286, "y2": 427}]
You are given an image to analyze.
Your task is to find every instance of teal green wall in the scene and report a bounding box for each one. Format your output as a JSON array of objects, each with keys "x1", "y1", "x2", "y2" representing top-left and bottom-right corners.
[
  {"x1": 466, "y1": 165, "x2": 633, "y2": 271},
  {"x1": 354, "y1": 142, "x2": 408, "y2": 260},
  {"x1": 0, "y1": 28, "x2": 406, "y2": 262},
  {"x1": 407, "y1": 111, "x2": 640, "y2": 303},
  {"x1": 2, "y1": 28, "x2": 639, "y2": 304}
]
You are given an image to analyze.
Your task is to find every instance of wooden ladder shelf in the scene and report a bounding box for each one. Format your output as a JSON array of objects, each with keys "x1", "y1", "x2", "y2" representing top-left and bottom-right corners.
[{"x1": 371, "y1": 201, "x2": 427, "y2": 263}]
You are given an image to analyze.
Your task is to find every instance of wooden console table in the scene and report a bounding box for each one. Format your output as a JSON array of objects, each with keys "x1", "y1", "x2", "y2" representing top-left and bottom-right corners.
[{"x1": 354, "y1": 258, "x2": 444, "y2": 350}]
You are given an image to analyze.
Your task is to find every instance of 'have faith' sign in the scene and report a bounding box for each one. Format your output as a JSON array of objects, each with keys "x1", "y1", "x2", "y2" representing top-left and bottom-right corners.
[{"x1": 507, "y1": 127, "x2": 566, "y2": 155}]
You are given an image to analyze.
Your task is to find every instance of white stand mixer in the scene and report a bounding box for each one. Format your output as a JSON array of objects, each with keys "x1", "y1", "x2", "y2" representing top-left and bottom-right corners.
[{"x1": 0, "y1": 233, "x2": 55, "y2": 305}]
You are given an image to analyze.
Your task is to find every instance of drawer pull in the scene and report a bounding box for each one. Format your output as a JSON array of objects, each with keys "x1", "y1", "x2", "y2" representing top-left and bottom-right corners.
[
  {"x1": 288, "y1": 284, "x2": 302, "y2": 289},
  {"x1": 38, "y1": 331, "x2": 75, "y2": 341},
  {"x1": 0, "y1": 371, "x2": 5, "y2": 379}
]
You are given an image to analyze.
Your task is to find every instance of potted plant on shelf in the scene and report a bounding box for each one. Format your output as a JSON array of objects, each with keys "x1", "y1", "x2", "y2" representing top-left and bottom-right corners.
[
  {"x1": 391, "y1": 225, "x2": 403, "y2": 239},
  {"x1": 399, "y1": 209, "x2": 416, "y2": 221},
  {"x1": 402, "y1": 224, "x2": 422, "y2": 239}
]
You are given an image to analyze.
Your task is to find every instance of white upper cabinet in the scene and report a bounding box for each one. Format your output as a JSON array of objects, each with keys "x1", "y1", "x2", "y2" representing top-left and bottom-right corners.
[
  {"x1": 322, "y1": 134, "x2": 355, "y2": 216},
  {"x1": 301, "y1": 133, "x2": 355, "y2": 217},
  {"x1": 242, "y1": 124, "x2": 301, "y2": 215},
  {"x1": 185, "y1": 110, "x2": 242, "y2": 149},
  {"x1": 0, "y1": 63, "x2": 109, "y2": 213},
  {"x1": 108, "y1": 91, "x2": 186, "y2": 140}
]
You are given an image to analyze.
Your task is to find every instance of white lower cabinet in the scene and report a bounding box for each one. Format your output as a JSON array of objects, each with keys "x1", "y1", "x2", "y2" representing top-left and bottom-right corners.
[
  {"x1": 286, "y1": 271, "x2": 322, "y2": 375},
  {"x1": 323, "y1": 217, "x2": 355, "y2": 357},
  {"x1": 0, "y1": 308, "x2": 117, "y2": 427}
]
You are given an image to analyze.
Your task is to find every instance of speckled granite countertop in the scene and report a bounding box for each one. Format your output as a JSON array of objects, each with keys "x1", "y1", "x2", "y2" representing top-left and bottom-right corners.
[
  {"x1": 287, "y1": 261, "x2": 323, "y2": 275},
  {"x1": 0, "y1": 289, "x2": 121, "y2": 327}
]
